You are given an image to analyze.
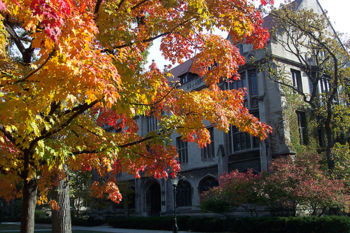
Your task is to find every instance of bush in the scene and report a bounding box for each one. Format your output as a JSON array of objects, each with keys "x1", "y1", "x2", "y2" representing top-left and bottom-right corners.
[
  {"x1": 108, "y1": 216, "x2": 190, "y2": 230},
  {"x1": 225, "y1": 216, "x2": 350, "y2": 233},
  {"x1": 201, "y1": 155, "x2": 349, "y2": 216},
  {"x1": 187, "y1": 217, "x2": 225, "y2": 232},
  {"x1": 0, "y1": 199, "x2": 22, "y2": 222},
  {"x1": 72, "y1": 215, "x2": 105, "y2": 226},
  {"x1": 35, "y1": 209, "x2": 51, "y2": 224},
  {"x1": 200, "y1": 169, "x2": 266, "y2": 214},
  {"x1": 35, "y1": 213, "x2": 105, "y2": 226},
  {"x1": 107, "y1": 216, "x2": 350, "y2": 233},
  {"x1": 200, "y1": 196, "x2": 231, "y2": 213}
]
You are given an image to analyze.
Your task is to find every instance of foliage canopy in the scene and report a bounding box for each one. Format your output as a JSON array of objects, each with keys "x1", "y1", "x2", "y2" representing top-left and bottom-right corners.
[{"x1": 0, "y1": 0, "x2": 273, "y2": 231}]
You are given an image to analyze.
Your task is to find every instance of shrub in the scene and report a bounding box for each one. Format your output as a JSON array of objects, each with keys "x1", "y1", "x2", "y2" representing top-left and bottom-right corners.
[
  {"x1": 187, "y1": 217, "x2": 225, "y2": 232},
  {"x1": 265, "y1": 154, "x2": 348, "y2": 215},
  {"x1": 201, "y1": 154, "x2": 349, "y2": 216},
  {"x1": 0, "y1": 199, "x2": 22, "y2": 222},
  {"x1": 107, "y1": 216, "x2": 190, "y2": 230},
  {"x1": 200, "y1": 169, "x2": 266, "y2": 214},
  {"x1": 35, "y1": 209, "x2": 51, "y2": 224},
  {"x1": 71, "y1": 215, "x2": 105, "y2": 226},
  {"x1": 225, "y1": 216, "x2": 350, "y2": 233},
  {"x1": 106, "y1": 215, "x2": 350, "y2": 233}
]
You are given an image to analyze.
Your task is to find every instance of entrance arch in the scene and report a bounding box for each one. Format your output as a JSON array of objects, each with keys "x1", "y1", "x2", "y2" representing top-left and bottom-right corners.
[
  {"x1": 146, "y1": 181, "x2": 161, "y2": 216},
  {"x1": 198, "y1": 176, "x2": 219, "y2": 194}
]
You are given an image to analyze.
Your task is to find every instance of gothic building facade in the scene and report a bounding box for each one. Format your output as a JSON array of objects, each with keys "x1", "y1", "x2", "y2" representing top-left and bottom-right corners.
[{"x1": 115, "y1": 0, "x2": 334, "y2": 216}]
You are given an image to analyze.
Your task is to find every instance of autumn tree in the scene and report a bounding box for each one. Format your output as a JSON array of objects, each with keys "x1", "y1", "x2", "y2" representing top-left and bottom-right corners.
[
  {"x1": 0, "y1": 0, "x2": 272, "y2": 232},
  {"x1": 264, "y1": 2, "x2": 350, "y2": 170}
]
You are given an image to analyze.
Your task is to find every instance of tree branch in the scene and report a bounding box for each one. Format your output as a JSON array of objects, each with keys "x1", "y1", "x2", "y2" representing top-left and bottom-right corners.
[
  {"x1": 0, "y1": 126, "x2": 20, "y2": 149},
  {"x1": 131, "y1": 0, "x2": 149, "y2": 10},
  {"x1": 4, "y1": 20, "x2": 26, "y2": 55},
  {"x1": 72, "y1": 135, "x2": 156, "y2": 155},
  {"x1": 101, "y1": 17, "x2": 194, "y2": 53},
  {"x1": 101, "y1": 31, "x2": 171, "y2": 53},
  {"x1": 14, "y1": 50, "x2": 56, "y2": 85},
  {"x1": 129, "y1": 83, "x2": 180, "y2": 106},
  {"x1": 29, "y1": 100, "x2": 100, "y2": 151},
  {"x1": 94, "y1": 0, "x2": 103, "y2": 15}
]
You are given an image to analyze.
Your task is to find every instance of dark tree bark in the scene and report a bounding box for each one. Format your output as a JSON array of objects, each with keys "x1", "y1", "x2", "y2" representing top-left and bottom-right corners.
[
  {"x1": 52, "y1": 175, "x2": 72, "y2": 233},
  {"x1": 20, "y1": 179, "x2": 37, "y2": 233}
]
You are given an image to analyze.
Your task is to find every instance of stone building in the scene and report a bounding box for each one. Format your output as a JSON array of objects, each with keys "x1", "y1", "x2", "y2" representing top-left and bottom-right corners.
[{"x1": 115, "y1": 0, "x2": 337, "y2": 216}]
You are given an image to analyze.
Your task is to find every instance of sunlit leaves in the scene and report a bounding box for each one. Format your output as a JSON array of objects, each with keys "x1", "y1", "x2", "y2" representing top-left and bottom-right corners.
[{"x1": 0, "y1": 0, "x2": 273, "y2": 205}]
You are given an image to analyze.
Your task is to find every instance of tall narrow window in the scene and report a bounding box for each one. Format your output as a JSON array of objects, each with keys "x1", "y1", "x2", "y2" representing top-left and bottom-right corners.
[
  {"x1": 225, "y1": 69, "x2": 258, "y2": 109},
  {"x1": 147, "y1": 116, "x2": 158, "y2": 132},
  {"x1": 232, "y1": 126, "x2": 251, "y2": 152},
  {"x1": 291, "y1": 69, "x2": 303, "y2": 92},
  {"x1": 201, "y1": 127, "x2": 214, "y2": 160},
  {"x1": 296, "y1": 111, "x2": 308, "y2": 145},
  {"x1": 225, "y1": 112, "x2": 260, "y2": 154},
  {"x1": 176, "y1": 137, "x2": 188, "y2": 164},
  {"x1": 248, "y1": 70, "x2": 258, "y2": 96},
  {"x1": 320, "y1": 76, "x2": 330, "y2": 93}
]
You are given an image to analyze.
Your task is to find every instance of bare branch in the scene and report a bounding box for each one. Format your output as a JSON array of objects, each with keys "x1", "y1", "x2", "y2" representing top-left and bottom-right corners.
[
  {"x1": 131, "y1": 0, "x2": 149, "y2": 10},
  {"x1": 29, "y1": 100, "x2": 100, "y2": 150},
  {"x1": 14, "y1": 50, "x2": 56, "y2": 84},
  {"x1": 94, "y1": 0, "x2": 103, "y2": 15}
]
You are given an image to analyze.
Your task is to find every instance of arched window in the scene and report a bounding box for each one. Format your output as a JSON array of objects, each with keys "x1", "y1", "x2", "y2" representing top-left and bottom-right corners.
[
  {"x1": 176, "y1": 180, "x2": 192, "y2": 207},
  {"x1": 198, "y1": 176, "x2": 219, "y2": 194}
]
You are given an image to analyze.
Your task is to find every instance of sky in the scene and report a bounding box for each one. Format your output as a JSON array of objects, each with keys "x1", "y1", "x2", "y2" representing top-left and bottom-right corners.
[{"x1": 147, "y1": 0, "x2": 350, "y2": 69}]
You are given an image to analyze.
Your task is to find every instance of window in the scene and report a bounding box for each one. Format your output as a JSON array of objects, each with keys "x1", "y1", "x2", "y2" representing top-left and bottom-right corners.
[
  {"x1": 147, "y1": 116, "x2": 158, "y2": 132},
  {"x1": 291, "y1": 69, "x2": 303, "y2": 92},
  {"x1": 176, "y1": 137, "x2": 188, "y2": 164},
  {"x1": 248, "y1": 70, "x2": 258, "y2": 96},
  {"x1": 319, "y1": 76, "x2": 330, "y2": 93},
  {"x1": 225, "y1": 112, "x2": 260, "y2": 154},
  {"x1": 296, "y1": 111, "x2": 308, "y2": 145},
  {"x1": 309, "y1": 78, "x2": 314, "y2": 95},
  {"x1": 232, "y1": 126, "x2": 251, "y2": 152},
  {"x1": 201, "y1": 127, "x2": 214, "y2": 160},
  {"x1": 179, "y1": 72, "x2": 199, "y2": 85},
  {"x1": 224, "y1": 69, "x2": 258, "y2": 109},
  {"x1": 176, "y1": 180, "x2": 192, "y2": 207},
  {"x1": 224, "y1": 70, "x2": 260, "y2": 154},
  {"x1": 237, "y1": 44, "x2": 243, "y2": 55},
  {"x1": 226, "y1": 72, "x2": 247, "y2": 90}
]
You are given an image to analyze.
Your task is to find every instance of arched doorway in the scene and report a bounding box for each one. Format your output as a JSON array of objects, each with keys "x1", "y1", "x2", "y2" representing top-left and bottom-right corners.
[
  {"x1": 176, "y1": 180, "x2": 192, "y2": 207},
  {"x1": 146, "y1": 181, "x2": 161, "y2": 216},
  {"x1": 198, "y1": 176, "x2": 219, "y2": 194}
]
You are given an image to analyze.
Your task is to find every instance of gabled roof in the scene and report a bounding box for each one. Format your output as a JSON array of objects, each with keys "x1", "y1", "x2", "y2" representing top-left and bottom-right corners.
[
  {"x1": 262, "y1": 0, "x2": 302, "y2": 31},
  {"x1": 170, "y1": 59, "x2": 194, "y2": 78},
  {"x1": 169, "y1": 58, "x2": 201, "y2": 81}
]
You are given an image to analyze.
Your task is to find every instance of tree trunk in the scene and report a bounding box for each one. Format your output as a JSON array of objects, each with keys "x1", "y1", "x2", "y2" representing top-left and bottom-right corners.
[
  {"x1": 52, "y1": 176, "x2": 72, "y2": 233},
  {"x1": 20, "y1": 179, "x2": 37, "y2": 233},
  {"x1": 325, "y1": 122, "x2": 335, "y2": 171}
]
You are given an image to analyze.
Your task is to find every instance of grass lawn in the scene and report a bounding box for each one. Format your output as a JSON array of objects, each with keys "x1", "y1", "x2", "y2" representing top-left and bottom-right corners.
[
  {"x1": 38, "y1": 232, "x2": 107, "y2": 233},
  {"x1": 0, "y1": 225, "x2": 109, "y2": 233},
  {"x1": 0, "y1": 224, "x2": 21, "y2": 231}
]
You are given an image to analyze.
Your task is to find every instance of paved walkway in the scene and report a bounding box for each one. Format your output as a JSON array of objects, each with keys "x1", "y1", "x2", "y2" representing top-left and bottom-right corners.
[{"x1": 1, "y1": 222, "x2": 199, "y2": 233}]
